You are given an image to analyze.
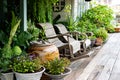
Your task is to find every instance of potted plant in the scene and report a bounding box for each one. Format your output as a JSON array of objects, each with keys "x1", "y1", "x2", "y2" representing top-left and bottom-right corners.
[
  {"x1": 43, "y1": 58, "x2": 72, "y2": 80},
  {"x1": 94, "y1": 28, "x2": 108, "y2": 46},
  {"x1": 0, "y1": 12, "x2": 21, "y2": 80},
  {"x1": 13, "y1": 54, "x2": 45, "y2": 80},
  {"x1": 114, "y1": 23, "x2": 120, "y2": 32}
]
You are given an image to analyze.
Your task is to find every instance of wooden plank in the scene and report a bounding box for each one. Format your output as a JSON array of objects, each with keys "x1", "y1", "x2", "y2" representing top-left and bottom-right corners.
[
  {"x1": 97, "y1": 58, "x2": 116, "y2": 80},
  {"x1": 76, "y1": 33, "x2": 120, "y2": 80},
  {"x1": 87, "y1": 65, "x2": 104, "y2": 80},
  {"x1": 95, "y1": 33, "x2": 120, "y2": 80},
  {"x1": 109, "y1": 51, "x2": 120, "y2": 80},
  {"x1": 76, "y1": 49, "x2": 106, "y2": 80}
]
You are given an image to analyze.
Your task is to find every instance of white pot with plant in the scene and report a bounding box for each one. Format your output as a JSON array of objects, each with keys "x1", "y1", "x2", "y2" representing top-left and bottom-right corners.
[
  {"x1": 43, "y1": 58, "x2": 72, "y2": 80},
  {"x1": 13, "y1": 54, "x2": 45, "y2": 80}
]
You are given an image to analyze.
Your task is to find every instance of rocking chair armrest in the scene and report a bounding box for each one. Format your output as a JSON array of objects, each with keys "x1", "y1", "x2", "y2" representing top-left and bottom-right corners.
[
  {"x1": 46, "y1": 33, "x2": 71, "y2": 39},
  {"x1": 68, "y1": 31, "x2": 80, "y2": 35},
  {"x1": 67, "y1": 31, "x2": 89, "y2": 40}
]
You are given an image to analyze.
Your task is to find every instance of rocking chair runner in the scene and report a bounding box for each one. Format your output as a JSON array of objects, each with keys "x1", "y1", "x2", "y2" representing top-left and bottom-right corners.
[
  {"x1": 36, "y1": 23, "x2": 81, "y2": 59},
  {"x1": 54, "y1": 24, "x2": 92, "y2": 52}
]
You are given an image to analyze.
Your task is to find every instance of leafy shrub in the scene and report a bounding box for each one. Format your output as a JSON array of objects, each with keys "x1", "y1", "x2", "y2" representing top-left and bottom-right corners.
[
  {"x1": 13, "y1": 55, "x2": 42, "y2": 73},
  {"x1": 43, "y1": 58, "x2": 70, "y2": 75},
  {"x1": 81, "y1": 5, "x2": 113, "y2": 28},
  {"x1": 94, "y1": 28, "x2": 108, "y2": 41},
  {"x1": 105, "y1": 24, "x2": 115, "y2": 33}
]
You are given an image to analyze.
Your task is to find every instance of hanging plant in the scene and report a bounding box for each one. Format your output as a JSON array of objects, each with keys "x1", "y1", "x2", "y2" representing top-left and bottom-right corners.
[{"x1": 28, "y1": 0, "x2": 58, "y2": 23}]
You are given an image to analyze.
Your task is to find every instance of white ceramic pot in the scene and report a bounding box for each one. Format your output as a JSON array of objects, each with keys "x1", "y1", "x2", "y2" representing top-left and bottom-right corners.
[
  {"x1": 15, "y1": 67, "x2": 45, "y2": 80},
  {"x1": 0, "y1": 72, "x2": 13, "y2": 80}
]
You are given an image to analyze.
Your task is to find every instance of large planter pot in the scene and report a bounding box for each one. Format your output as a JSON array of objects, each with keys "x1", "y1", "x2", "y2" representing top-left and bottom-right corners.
[
  {"x1": 44, "y1": 67, "x2": 72, "y2": 80},
  {"x1": 14, "y1": 67, "x2": 45, "y2": 80},
  {"x1": 28, "y1": 42, "x2": 60, "y2": 63},
  {"x1": 0, "y1": 72, "x2": 13, "y2": 80}
]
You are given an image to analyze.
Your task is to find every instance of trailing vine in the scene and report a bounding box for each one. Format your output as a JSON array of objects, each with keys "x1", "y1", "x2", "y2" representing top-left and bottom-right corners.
[{"x1": 28, "y1": 0, "x2": 58, "y2": 23}]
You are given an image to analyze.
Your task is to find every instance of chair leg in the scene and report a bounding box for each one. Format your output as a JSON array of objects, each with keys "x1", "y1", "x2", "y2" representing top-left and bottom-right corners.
[
  {"x1": 82, "y1": 43, "x2": 87, "y2": 53},
  {"x1": 70, "y1": 50, "x2": 74, "y2": 58},
  {"x1": 69, "y1": 46, "x2": 74, "y2": 58}
]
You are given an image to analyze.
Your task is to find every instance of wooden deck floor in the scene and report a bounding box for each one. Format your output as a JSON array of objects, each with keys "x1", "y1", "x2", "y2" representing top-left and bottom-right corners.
[{"x1": 64, "y1": 33, "x2": 120, "y2": 80}]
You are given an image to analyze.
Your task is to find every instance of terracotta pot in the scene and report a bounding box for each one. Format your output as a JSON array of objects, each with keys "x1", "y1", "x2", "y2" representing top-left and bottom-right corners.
[
  {"x1": 95, "y1": 37, "x2": 103, "y2": 46},
  {"x1": 114, "y1": 27, "x2": 120, "y2": 32},
  {"x1": 28, "y1": 42, "x2": 60, "y2": 63}
]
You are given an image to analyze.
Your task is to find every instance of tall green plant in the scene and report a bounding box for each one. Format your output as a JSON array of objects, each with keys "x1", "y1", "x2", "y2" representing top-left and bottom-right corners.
[
  {"x1": 67, "y1": 16, "x2": 79, "y2": 31},
  {"x1": 0, "y1": 12, "x2": 21, "y2": 72}
]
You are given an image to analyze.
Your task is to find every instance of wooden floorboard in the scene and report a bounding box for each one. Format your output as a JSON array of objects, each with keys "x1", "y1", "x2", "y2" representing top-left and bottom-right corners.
[{"x1": 64, "y1": 33, "x2": 120, "y2": 80}]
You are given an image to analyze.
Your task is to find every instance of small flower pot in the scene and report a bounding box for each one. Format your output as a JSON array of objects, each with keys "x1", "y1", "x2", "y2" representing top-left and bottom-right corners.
[
  {"x1": 114, "y1": 27, "x2": 120, "y2": 32},
  {"x1": 95, "y1": 37, "x2": 103, "y2": 46}
]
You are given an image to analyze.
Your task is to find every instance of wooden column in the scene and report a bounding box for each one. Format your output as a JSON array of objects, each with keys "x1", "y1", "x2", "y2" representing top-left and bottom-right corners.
[{"x1": 20, "y1": 0, "x2": 27, "y2": 31}]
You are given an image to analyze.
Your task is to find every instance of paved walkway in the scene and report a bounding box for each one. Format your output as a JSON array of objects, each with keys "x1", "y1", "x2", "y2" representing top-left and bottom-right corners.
[{"x1": 65, "y1": 33, "x2": 120, "y2": 80}]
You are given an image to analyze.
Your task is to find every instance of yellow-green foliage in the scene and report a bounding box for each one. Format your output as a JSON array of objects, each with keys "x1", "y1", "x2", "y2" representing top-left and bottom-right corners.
[
  {"x1": 43, "y1": 58, "x2": 70, "y2": 75},
  {"x1": 94, "y1": 28, "x2": 108, "y2": 41}
]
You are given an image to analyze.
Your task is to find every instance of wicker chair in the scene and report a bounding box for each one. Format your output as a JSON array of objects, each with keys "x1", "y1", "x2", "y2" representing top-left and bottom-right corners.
[
  {"x1": 36, "y1": 23, "x2": 81, "y2": 59},
  {"x1": 54, "y1": 24, "x2": 92, "y2": 53}
]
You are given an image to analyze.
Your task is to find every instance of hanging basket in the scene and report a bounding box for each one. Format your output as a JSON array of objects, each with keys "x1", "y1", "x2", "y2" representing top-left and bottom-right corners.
[{"x1": 85, "y1": 0, "x2": 92, "y2": 2}]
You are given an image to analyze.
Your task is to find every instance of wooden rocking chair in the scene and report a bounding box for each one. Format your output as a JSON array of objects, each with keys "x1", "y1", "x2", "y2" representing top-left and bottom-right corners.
[
  {"x1": 36, "y1": 23, "x2": 81, "y2": 59},
  {"x1": 54, "y1": 24, "x2": 92, "y2": 53}
]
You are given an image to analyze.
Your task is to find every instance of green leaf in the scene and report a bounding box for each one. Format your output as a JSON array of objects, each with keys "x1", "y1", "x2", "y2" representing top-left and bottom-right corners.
[{"x1": 17, "y1": 31, "x2": 32, "y2": 46}]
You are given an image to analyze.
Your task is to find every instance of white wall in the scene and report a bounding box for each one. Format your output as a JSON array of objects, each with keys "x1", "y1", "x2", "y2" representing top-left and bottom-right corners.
[{"x1": 53, "y1": 0, "x2": 91, "y2": 22}]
